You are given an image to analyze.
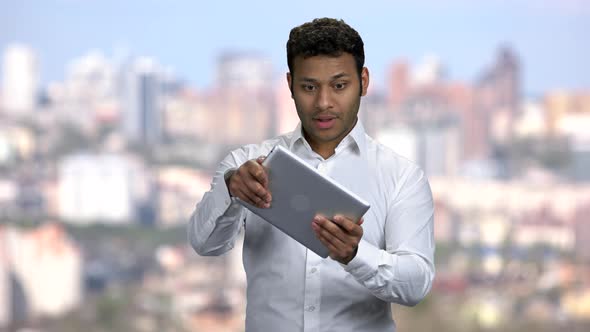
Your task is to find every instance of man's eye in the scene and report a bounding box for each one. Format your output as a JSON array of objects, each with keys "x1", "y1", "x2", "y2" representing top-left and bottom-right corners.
[
  {"x1": 334, "y1": 82, "x2": 347, "y2": 90},
  {"x1": 302, "y1": 84, "x2": 316, "y2": 92}
]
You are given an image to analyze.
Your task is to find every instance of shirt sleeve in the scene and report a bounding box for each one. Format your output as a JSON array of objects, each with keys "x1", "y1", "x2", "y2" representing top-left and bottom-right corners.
[
  {"x1": 187, "y1": 148, "x2": 250, "y2": 256},
  {"x1": 343, "y1": 166, "x2": 435, "y2": 306}
]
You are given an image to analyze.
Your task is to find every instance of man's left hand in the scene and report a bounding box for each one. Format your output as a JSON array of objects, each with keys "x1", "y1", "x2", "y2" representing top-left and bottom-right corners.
[{"x1": 312, "y1": 214, "x2": 364, "y2": 264}]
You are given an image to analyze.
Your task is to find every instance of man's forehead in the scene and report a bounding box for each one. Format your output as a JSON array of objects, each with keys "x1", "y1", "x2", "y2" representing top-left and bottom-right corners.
[{"x1": 291, "y1": 53, "x2": 356, "y2": 79}]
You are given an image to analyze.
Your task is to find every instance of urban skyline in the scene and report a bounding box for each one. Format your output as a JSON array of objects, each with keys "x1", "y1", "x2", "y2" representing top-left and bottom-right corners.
[{"x1": 1, "y1": 0, "x2": 589, "y2": 95}]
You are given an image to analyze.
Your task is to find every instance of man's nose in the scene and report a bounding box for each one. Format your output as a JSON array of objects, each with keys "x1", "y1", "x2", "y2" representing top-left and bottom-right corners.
[{"x1": 315, "y1": 87, "x2": 333, "y2": 110}]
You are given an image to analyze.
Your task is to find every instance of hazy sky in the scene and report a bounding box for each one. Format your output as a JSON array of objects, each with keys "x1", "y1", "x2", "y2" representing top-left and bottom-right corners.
[{"x1": 1, "y1": 0, "x2": 589, "y2": 96}]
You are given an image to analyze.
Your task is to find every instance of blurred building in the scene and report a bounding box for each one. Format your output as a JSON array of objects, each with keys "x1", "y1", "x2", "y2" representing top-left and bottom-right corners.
[
  {"x1": 209, "y1": 52, "x2": 276, "y2": 145},
  {"x1": 360, "y1": 92, "x2": 391, "y2": 137},
  {"x1": 216, "y1": 52, "x2": 273, "y2": 91},
  {"x1": 1, "y1": 44, "x2": 39, "y2": 115},
  {"x1": 57, "y1": 153, "x2": 152, "y2": 224},
  {"x1": 574, "y1": 204, "x2": 590, "y2": 262},
  {"x1": 0, "y1": 227, "x2": 9, "y2": 327},
  {"x1": 387, "y1": 59, "x2": 410, "y2": 109},
  {"x1": 411, "y1": 55, "x2": 446, "y2": 87},
  {"x1": 541, "y1": 91, "x2": 590, "y2": 181},
  {"x1": 375, "y1": 125, "x2": 418, "y2": 162},
  {"x1": 433, "y1": 200, "x2": 459, "y2": 243},
  {"x1": 568, "y1": 137, "x2": 590, "y2": 182},
  {"x1": 420, "y1": 121, "x2": 461, "y2": 176},
  {"x1": 122, "y1": 57, "x2": 167, "y2": 146},
  {"x1": 0, "y1": 179, "x2": 18, "y2": 220},
  {"x1": 513, "y1": 207, "x2": 574, "y2": 251},
  {"x1": 375, "y1": 118, "x2": 461, "y2": 177},
  {"x1": 163, "y1": 90, "x2": 214, "y2": 142},
  {"x1": 55, "y1": 52, "x2": 120, "y2": 130},
  {"x1": 0, "y1": 223, "x2": 82, "y2": 328},
  {"x1": 384, "y1": 56, "x2": 479, "y2": 170},
  {"x1": 0, "y1": 123, "x2": 36, "y2": 166},
  {"x1": 513, "y1": 101, "x2": 548, "y2": 138},
  {"x1": 545, "y1": 90, "x2": 590, "y2": 135},
  {"x1": 144, "y1": 240, "x2": 246, "y2": 332},
  {"x1": 157, "y1": 167, "x2": 212, "y2": 227},
  {"x1": 274, "y1": 80, "x2": 299, "y2": 135},
  {"x1": 474, "y1": 46, "x2": 521, "y2": 150},
  {"x1": 430, "y1": 177, "x2": 590, "y2": 221}
]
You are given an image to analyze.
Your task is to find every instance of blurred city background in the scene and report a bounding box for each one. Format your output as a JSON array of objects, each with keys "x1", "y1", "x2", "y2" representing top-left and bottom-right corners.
[{"x1": 1, "y1": 1, "x2": 589, "y2": 331}]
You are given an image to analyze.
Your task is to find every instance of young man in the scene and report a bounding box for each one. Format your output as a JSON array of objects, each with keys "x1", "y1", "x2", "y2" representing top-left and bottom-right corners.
[{"x1": 189, "y1": 18, "x2": 435, "y2": 331}]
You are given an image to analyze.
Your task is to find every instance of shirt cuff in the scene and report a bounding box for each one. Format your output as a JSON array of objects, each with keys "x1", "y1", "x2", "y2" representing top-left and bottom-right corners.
[
  {"x1": 342, "y1": 239, "x2": 381, "y2": 281},
  {"x1": 211, "y1": 168, "x2": 238, "y2": 216}
]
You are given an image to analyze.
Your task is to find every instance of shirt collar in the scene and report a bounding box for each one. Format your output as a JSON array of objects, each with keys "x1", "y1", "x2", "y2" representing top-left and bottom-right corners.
[{"x1": 288, "y1": 118, "x2": 367, "y2": 156}]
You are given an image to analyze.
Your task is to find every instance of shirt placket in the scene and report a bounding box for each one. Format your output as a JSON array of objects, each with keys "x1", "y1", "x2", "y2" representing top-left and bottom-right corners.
[
  {"x1": 303, "y1": 160, "x2": 331, "y2": 332},
  {"x1": 303, "y1": 249, "x2": 322, "y2": 332}
]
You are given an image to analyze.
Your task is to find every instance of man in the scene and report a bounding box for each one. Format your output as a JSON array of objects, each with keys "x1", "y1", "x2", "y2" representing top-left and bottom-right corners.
[{"x1": 189, "y1": 18, "x2": 435, "y2": 331}]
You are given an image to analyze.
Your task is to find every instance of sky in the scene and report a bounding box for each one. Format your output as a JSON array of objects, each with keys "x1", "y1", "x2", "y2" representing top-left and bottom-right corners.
[{"x1": 1, "y1": 0, "x2": 589, "y2": 96}]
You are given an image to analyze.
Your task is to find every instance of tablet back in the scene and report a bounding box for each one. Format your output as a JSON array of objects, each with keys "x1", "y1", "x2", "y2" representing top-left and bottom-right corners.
[{"x1": 237, "y1": 145, "x2": 370, "y2": 258}]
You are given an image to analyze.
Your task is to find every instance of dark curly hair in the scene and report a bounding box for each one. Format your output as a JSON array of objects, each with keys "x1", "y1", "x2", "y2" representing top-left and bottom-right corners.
[{"x1": 286, "y1": 18, "x2": 365, "y2": 78}]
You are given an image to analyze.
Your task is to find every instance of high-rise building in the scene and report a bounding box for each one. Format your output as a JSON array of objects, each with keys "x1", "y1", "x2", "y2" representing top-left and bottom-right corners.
[
  {"x1": 123, "y1": 57, "x2": 165, "y2": 145},
  {"x1": 210, "y1": 52, "x2": 276, "y2": 145},
  {"x1": 491, "y1": 47, "x2": 520, "y2": 114},
  {"x1": 216, "y1": 52, "x2": 273, "y2": 91},
  {"x1": 1, "y1": 44, "x2": 39, "y2": 115},
  {"x1": 56, "y1": 52, "x2": 119, "y2": 127},
  {"x1": 387, "y1": 59, "x2": 410, "y2": 108},
  {"x1": 473, "y1": 46, "x2": 521, "y2": 153}
]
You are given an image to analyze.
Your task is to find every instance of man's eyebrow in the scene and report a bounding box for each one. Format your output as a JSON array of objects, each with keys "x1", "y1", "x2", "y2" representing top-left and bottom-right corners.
[
  {"x1": 297, "y1": 73, "x2": 351, "y2": 82},
  {"x1": 331, "y1": 73, "x2": 350, "y2": 80},
  {"x1": 299, "y1": 77, "x2": 318, "y2": 83}
]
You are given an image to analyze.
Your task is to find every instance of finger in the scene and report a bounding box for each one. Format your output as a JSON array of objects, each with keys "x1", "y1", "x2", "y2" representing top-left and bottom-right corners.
[
  {"x1": 245, "y1": 177, "x2": 271, "y2": 204},
  {"x1": 249, "y1": 163, "x2": 269, "y2": 189},
  {"x1": 256, "y1": 155, "x2": 266, "y2": 164},
  {"x1": 236, "y1": 184, "x2": 269, "y2": 208},
  {"x1": 312, "y1": 221, "x2": 346, "y2": 251},
  {"x1": 317, "y1": 233, "x2": 342, "y2": 258},
  {"x1": 313, "y1": 215, "x2": 349, "y2": 244},
  {"x1": 234, "y1": 186, "x2": 259, "y2": 207},
  {"x1": 358, "y1": 218, "x2": 364, "y2": 226},
  {"x1": 332, "y1": 215, "x2": 363, "y2": 236},
  {"x1": 312, "y1": 229, "x2": 340, "y2": 258}
]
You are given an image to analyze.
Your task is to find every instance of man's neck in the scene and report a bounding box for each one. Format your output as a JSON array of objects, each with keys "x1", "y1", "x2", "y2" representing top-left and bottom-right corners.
[
  {"x1": 304, "y1": 118, "x2": 358, "y2": 159},
  {"x1": 310, "y1": 142, "x2": 337, "y2": 159}
]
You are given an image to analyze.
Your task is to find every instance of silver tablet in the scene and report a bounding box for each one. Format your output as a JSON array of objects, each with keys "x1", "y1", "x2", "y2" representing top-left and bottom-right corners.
[{"x1": 237, "y1": 145, "x2": 370, "y2": 258}]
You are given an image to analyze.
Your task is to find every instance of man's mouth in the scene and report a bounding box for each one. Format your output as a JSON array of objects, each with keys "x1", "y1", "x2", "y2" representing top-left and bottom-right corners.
[{"x1": 313, "y1": 116, "x2": 336, "y2": 129}]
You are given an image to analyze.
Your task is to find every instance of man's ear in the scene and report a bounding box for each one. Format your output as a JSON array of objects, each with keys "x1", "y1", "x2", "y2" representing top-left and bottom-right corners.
[
  {"x1": 286, "y1": 72, "x2": 293, "y2": 98},
  {"x1": 360, "y1": 67, "x2": 370, "y2": 97}
]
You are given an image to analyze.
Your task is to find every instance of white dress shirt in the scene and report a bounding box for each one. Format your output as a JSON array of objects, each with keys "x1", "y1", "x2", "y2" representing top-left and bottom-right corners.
[{"x1": 188, "y1": 120, "x2": 435, "y2": 332}]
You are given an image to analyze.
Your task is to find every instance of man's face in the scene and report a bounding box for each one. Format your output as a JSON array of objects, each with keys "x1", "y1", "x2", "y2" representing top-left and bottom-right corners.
[{"x1": 287, "y1": 53, "x2": 369, "y2": 152}]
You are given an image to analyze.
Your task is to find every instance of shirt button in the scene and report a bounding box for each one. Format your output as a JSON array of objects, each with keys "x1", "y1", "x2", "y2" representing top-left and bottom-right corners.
[
  {"x1": 306, "y1": 306, "x2": 316, "y2": 312},
  {"x1": 310, "y1": 267, "x2": 317, "y2": 273}
]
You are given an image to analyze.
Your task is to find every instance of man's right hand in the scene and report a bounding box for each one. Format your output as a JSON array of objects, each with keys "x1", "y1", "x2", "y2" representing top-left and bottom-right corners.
[{"x1": 226, "y1": 156, "x2": 272, "y2": 208}]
